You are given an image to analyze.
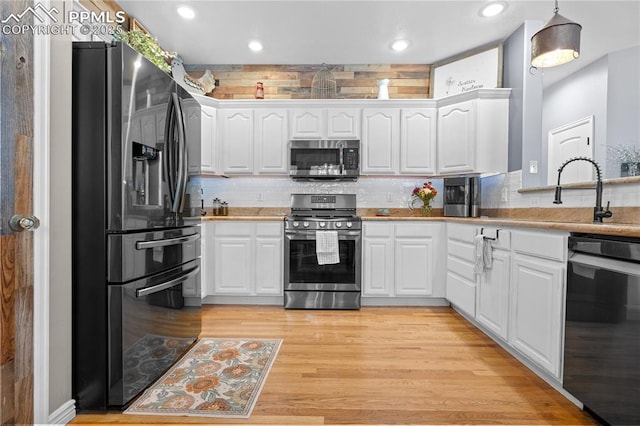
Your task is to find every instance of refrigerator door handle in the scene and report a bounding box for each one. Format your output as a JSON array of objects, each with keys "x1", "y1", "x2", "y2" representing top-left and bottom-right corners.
[
  {"x1": 135, "y1": 232, "x2": 200, "y2": 250},
  {"x1": 136, "y1": 264, "x2": 200, "y2": 298},
  {"x1": 172, "y1": 92, "x2": 188, "y2": 214},
  {"x1": 163, "y1": 94, "x2": 177, "y2": 208}
]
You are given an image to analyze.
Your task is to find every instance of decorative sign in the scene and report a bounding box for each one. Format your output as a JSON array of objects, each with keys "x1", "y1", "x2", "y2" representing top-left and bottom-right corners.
[{"x1": 430, "y1": 44, "x2": 503, "y2": 98}]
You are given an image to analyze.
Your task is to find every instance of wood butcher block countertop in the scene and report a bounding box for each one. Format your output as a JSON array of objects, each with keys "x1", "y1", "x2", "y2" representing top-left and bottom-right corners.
[{"x1": 199, "y1": 207, "x2": 640, "y2": 238}]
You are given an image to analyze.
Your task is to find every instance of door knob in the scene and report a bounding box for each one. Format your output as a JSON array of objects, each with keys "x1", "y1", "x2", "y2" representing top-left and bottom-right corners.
[{"x1": 9, "y1": 214, "x2": 40, "y2": 232}]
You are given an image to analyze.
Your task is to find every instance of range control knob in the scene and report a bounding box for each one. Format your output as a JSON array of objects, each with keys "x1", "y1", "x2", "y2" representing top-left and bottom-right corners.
[
  {"x1": 303, "y1": 221, "x2": 310, "y2": 228},
  {"x1": 319, "y1": 222, "x2": 326, "y2": 228},
  {"x1": 293, "y1": 221, "x2": 299, "y2": 228},
  {"x1": 335, "y1": 222, "x2": 342, "y2": 228},
  {"x1": 346, "y1": 222, "x2": 353, "y2": 228}
]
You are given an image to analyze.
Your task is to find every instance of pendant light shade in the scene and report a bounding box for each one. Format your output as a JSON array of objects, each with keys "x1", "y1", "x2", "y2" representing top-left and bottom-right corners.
[{"x1": 531, "y1": 1, "x2": 582, "y2": 68}]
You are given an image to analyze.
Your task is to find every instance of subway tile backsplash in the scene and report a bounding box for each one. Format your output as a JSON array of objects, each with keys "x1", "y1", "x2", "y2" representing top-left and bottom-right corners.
[
  {"x1": 191, "y1": 176, "x2": 445, "y2": 209},
  {"x1": 190, "y1": 172, "x2": 639, "y2": 211}
]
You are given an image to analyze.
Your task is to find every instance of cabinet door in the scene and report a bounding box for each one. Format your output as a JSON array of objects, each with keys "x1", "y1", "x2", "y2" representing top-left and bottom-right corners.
[
  {"x1": 437, "y1": 100, "x2": 476, "y2": 174},
  {"x1": 509, "y1": 255, "x2": 564, "y2": 378},
  {"x1": 394, "y1": 237, "x2": 434, "y2": 296},
  {"x1": 290, "y1": 108, "x2": 325, "y2": 139},
  {"x1": 255, "y1": 109, "x2": 288, "y2": 174},
  {"x1": 200, "y1": 221, "x2": 215, "y2": 298},
  {"x1": 362, "y1": 238, "x2": 394, "y2": 297},
  {"x1": 327, "y1": 108, "x2": 360, "y2": 139},
  {"x1": 213, "y1": 235, "x2": 253, "y2": 294},
  {"x1": 201, "y1": 105, "x2": 216, "y2": 174},
  {"x1": 476, "y1": 249, "x2": 511, "y2": 340},
  {"x1": 220, "y1": 109, "x2": 254, "y2": 174},
  {"x1": 255, "y1": 223, "x2": 283, "y2": 295},
  {"x1": 400, "y1": 108, "x2": 436, "y2": 174},
  {"x1": 361, "y1": 108, "x2": 399, "y2": 174}
]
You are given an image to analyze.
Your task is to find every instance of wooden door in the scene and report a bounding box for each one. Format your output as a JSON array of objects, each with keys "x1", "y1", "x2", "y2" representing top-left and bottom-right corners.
[{"x1": 0, "y1": 1, "x2": 35, "y2": 424}]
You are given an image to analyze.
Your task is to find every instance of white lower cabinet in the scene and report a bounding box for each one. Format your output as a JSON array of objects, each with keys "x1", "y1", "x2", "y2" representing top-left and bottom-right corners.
[
  {"x1": 200, "y1": 221, "x2": 215, "y2": 298},
  {"x1": 445, "y1": 224, "x2": 567, "y2": 380},
  {"x1": 476, "y1": 246, "x2": 510, "y2": 341},
  {"x1": 363, "y1": 221, "x2": 445, "y2": 298},
  {"x1": 445, "y1": 223, "x2": 478, "y2": 316},
  {"x1": 209, "y1": 221, "x2": 283, "y2": 296}
]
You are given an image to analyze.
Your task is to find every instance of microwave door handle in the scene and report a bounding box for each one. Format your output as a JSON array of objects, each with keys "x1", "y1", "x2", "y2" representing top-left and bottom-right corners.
[
  {"x1": 171, "y1": 92, "x2": 187, "y2": 214},
  {"x1": 163, "y1": 95, "x2": 176, "y2": 207},
  {"x1": 136, "y1": 265, "x2": 200, "y2": 298}
]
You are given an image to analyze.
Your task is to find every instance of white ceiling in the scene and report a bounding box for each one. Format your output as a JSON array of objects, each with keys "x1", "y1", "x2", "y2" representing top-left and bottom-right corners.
[{"x1": 116, "y1": 0, "x2": 640, "y2": 87}]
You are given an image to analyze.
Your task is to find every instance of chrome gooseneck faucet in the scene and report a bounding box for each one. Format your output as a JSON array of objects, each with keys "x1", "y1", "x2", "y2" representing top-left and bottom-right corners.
[{"x1": 553, "y1": 157, "x2": 612, "y2": 223}]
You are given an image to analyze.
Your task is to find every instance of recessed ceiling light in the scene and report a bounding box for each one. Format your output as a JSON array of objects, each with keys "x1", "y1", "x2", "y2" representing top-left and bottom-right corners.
[
  {"x1": 481, "y1": 1, "x2": 507, "y2": 17},
  {"x1": 177, "y1": 6, "x2": 195, "y2": 20},
  {"x1": 248, "y1": 41, "x2": 263, "y2": 52},
  {"x1": 391, "y1": 40, "x2": 410, "y2": 52}
]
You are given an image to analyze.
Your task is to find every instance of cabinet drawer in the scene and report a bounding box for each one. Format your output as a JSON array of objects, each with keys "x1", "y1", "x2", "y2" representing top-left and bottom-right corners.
[
  {"x1": 447, "y1": 223, "x2": 477, "y2": 243},
  {"x1": 395, "y1": 222, "x2": 438, "y2": 238},
  {"x1": 447, "y1": 240, "x2": 475, "y2": 262},
  {"x1": 512, "y1": 230, "x2": 567, "y2": 262},
  {"x1": 214, "y1": 222, "x2": 251, "y2": 236},
  {"x1": 447, "y1": 255, "x2": 475, "y2": 281},
  {"x1": 256, "y1": 222, "x2": 283, "y2": 237},
  {"x1": 363, "y1": 222, "x2": 393, "y2": 238},
  {"x1": 446, "y1": 272, "x2": 476, "y2": 317}
]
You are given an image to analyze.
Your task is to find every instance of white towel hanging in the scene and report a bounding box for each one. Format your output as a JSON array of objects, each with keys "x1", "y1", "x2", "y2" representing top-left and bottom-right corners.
[{"x1": 316, "y1": 231, "x2": 340, "y2": 265}]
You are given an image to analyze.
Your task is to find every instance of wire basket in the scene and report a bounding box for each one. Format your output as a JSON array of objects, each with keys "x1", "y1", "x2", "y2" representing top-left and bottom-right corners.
[{"x1": 311, "y1": 64, "x2": 337, "y2": 99}]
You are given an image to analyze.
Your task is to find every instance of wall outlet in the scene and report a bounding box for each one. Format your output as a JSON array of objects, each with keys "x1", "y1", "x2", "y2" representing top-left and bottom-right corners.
[
  {"x1": 257, "y1": 192, "x2": 263, "y2": 201},
  {"x1": 386, "y1": 192, "x2": 393, "y2": 202},
  {"x1": 529, "y1": 160, "x2": 539, "y2": 174},
  {"x1": 501, "y1": 187, "x2": 509, "y2": 203}
]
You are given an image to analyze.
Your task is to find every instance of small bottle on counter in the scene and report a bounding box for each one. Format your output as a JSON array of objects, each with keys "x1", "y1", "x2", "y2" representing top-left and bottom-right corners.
[
  {"x1": 212, "y1": 198, "x2": 221, "y2": 216},
  {"x1": 220, "y1": 201, "x2": 228, "y2": 216}
]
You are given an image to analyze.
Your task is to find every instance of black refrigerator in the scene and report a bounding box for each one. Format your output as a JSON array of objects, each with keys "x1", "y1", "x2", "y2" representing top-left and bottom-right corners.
[{"x1": 71, "y1": 41, "x2": 202, "y2": 410}]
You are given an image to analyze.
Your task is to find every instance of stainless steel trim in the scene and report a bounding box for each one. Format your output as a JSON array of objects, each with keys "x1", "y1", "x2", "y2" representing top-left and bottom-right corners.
[
  {"x1": 569, "y1": 252, "x2": 640, "y2": 277},
  {"x1": 135, "y1": 233, "x2": 200, "y2": 250},
  {"x1": 284, "y1": 290, "x2": 361, "y2": 309},
  {"x1": 136, "y1": 264, "x2": 200, "y2": 297}
]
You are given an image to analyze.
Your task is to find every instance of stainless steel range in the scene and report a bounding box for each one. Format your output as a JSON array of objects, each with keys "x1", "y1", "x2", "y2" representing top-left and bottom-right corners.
[{"x1": 284, "y1": 194, "x2": 362, "y2": 309}]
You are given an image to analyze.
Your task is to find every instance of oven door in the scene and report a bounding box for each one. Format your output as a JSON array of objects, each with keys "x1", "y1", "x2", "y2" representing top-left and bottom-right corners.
[
  {"x1": 285, "y1": 229, "x2": 361, "y2": 292},
  {"x1": 108, "y1": 259, "x2": 201, "y2": 406}
]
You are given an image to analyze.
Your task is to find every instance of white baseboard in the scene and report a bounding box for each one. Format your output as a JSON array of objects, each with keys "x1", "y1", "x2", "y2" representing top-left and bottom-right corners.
[
  {"x1": 48, "y1": 399, "x2": 76, "y2": 425},
  {"x1": 362, "y1": 297, "x2": 450, "y2": 307}
]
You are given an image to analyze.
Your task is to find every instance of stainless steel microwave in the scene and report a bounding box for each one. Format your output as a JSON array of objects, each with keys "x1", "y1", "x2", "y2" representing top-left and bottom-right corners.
[
  {"x1": 443, "y1": 176, "x2": 481, "y2": 217},
  {"x1": 289, "y1": 139, "x2": 359, "y2": 181}
]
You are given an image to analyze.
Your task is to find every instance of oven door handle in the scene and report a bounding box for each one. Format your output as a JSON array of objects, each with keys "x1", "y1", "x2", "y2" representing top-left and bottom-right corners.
[
  {"x1": 570, "y1": 252, "x2": 640, "y2": 277},
  {"x1": 136, "y1": 265, "x2": 200, "y2": 298},
  {"x1": 135, "y1": 233, "x2": 200, "y2": 250},
  {"x1": 285, "y1": 231, "x2": 361, "y2": 239}
]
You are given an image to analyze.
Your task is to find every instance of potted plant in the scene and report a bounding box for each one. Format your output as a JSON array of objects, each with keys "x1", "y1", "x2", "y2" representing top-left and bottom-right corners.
[
  {"x1": 114, "y1": 28, "x2": 174, "y2": 73},
  {"x1": 608, "y1": 144, "x2": 640, "y2": 177}
]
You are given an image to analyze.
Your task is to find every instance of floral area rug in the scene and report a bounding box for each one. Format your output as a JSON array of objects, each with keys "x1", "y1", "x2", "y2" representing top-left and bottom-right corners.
[{"x1": 124, "y1": 338, "x2": 282, "y2": 418}]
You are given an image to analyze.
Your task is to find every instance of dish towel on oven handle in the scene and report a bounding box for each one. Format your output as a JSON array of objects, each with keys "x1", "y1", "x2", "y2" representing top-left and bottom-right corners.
[
  {"x1": 474, "y1": 233, "x2": 493, "y2": 274},
  {"x1": 316, "y1": 231, "x2": 340, "y2": 265}
]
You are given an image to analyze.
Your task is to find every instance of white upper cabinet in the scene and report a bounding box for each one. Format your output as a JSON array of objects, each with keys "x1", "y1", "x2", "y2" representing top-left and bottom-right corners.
[
  {"x1": 437, "y1": 100, "x2": 476, "y2": 174},
  {"x1": 437, "y1": 94, "x2": 509, "y2": 175},
  {"x1": 326, "y1": 108, "x2": 360, "y2": 139},
  {"x1": 200, "y1": 105, "x2": 217, "y2": 174},
  {"x1": 361, "y1": 108, "x2": 400, "y2": 174},
  {"x1": 290, "y1": 108, "x2": 360, "y2": 139},
  {"x1": 400, "y1": 108, "x2": 437, "y2": 175},
  {"x1": 219, "y1": 109, "x2": 254, "y2": 174},
  {"x1": 255, "y1": 109, "x2": 288, "y2": 174}
]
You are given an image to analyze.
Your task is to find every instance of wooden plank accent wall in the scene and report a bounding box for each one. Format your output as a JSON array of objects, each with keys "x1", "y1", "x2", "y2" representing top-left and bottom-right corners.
[
  {"x1": 0, "y1": 1, "x2": 34, "y2": 424},
  {"x1": 184, "y1": 64, "x2": 431, "y2": 99}
]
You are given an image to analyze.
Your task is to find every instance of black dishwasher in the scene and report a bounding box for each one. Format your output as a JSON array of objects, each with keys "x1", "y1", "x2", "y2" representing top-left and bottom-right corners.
[{"x1": 565, "y1": 233, "x2": 640, "y2": 426}]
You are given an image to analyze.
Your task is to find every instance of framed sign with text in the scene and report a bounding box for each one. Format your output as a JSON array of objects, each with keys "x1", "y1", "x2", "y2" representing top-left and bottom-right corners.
[{"x1": 429, "y1": 43, "x2": 503, "y2": 98}]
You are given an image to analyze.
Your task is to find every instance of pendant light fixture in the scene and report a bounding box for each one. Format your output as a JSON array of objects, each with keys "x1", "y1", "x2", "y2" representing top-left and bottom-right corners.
[{"x1": 531, "y1": 0, "x2": 582, "y2": 68}]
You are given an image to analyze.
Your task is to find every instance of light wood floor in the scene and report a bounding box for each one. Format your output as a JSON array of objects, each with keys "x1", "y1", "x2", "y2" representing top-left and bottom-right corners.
[{"x1": 72, "y1": 305, "x2": 598, "y2": 425}]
